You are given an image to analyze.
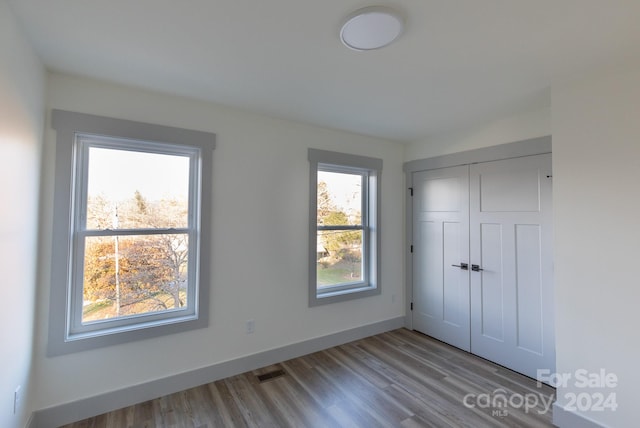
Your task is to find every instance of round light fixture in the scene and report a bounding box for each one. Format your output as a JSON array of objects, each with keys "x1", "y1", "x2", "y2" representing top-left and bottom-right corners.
[{"x1": 340, "y1": 6, "x2": 404, "y2": 51}]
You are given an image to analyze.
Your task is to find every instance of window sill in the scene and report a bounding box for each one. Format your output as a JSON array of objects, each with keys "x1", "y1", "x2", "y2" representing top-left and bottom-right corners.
[{"x1": 311, "y1": 283, "x2": 379, "y2": 306}]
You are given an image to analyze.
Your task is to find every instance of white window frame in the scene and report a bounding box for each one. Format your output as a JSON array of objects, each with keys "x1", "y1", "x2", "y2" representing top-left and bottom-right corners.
[
  {"x1": 308, "y1": 149, "x2": 382, "y2": 306},
  {"x1": 48, "y1": 110, "x2": 215, "y2": 356}
]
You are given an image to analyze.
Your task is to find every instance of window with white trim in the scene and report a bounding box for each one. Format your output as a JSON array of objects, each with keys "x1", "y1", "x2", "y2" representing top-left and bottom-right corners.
[
  {"x1": 48, "y1": 110, "x2": 215, "y2": 355},
  {"x1": 308, "y1": 149, "x2": 382, "y2": 306}
]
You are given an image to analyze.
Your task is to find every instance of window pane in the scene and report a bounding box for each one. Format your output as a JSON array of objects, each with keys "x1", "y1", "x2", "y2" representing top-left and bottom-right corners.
[
  {"x1": 82, "y1": 234, "x2": 189, "y2": 323},
  {"x1": 317, "y1": 170, "x2": 362, "y2": 226},
  {"x1": 86, "y1": 147, "x2": 190, "y2": 230},
  {"x1": 316, "y1": 230, "x2": 363, "y2": 288}
]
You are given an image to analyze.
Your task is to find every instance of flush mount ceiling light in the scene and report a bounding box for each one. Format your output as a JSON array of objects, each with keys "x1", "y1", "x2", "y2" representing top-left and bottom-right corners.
[{"x1": 340, "y1": 6, "x2": 404, "y2": 51}]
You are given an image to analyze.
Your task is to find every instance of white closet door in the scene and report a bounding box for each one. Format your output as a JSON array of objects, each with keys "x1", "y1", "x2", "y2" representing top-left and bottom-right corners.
[
  {"x1": 412, "y1": 166, "x2": 470, "y2": 351},
  {"x1": 469, "y1": 153, "x2": 555, "y2": 379}
]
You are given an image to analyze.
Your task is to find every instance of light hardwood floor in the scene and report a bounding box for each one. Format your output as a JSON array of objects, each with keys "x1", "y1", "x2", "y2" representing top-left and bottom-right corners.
[{"x1": 61, "y1": 329, "x2": 555, "y2": 428}]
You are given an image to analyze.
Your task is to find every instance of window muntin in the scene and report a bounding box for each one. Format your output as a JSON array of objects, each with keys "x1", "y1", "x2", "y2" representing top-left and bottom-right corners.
[
  {"x1": 308, "y1": 149, "x2": 382, "y2": 306},
  {"x1": 69, "y1": 135, "x2": 201, "y2": 336}
]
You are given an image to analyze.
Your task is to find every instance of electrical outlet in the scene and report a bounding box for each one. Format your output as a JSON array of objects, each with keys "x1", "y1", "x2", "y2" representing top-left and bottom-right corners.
[
  {"x1": 246, "y1": 319, "x2": 255, "y2": 334},
  {"x1": 13, "y1": 385, "x2": 21, "y2": 415},
  {"x1": 391, "y1": 293, "x2": 396, "y2": 303}
]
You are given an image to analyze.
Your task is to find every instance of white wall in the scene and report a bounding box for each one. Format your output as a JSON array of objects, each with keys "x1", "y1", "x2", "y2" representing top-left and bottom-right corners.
[
  {"x1": 404, "y1": 105, "x2": 551, "y2": 161},
  {"x1": 552, "y1": 63, "x2": 640, "y2": 427},
  {"x1": 33, "y1": 72, "x2": 405, "y2": 411},
  {"x1": 0, "y1": 2, "x2": 45, "y2": 427}
]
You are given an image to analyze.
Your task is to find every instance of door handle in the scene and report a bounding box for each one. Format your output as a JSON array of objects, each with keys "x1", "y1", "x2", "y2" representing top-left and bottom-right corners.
[
  {"x1": 471, "y1": 264, "x2": 483, "y2": 272},
  {"x1": 452, "y1": 263, "x2": 468, "y2": 270}
]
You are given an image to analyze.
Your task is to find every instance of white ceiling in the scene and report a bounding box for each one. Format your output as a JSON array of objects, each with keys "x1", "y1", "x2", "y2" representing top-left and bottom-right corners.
[{"x1": 8, "y1": 0, "x2": 640, "y2": 142}]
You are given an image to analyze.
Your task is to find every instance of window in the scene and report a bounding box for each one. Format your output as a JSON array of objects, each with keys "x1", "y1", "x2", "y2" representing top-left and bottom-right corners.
[
  {"x1": 308, "y1": 149, "x2": 382, "y2": 306},
  {"x1": 48, "y1": 110, "x2": 215, "y2": 355}
]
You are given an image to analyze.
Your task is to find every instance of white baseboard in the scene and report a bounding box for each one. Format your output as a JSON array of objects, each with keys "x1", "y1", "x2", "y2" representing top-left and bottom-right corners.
[
  {"x1": 32, "y1": 317, "x2": 405, "y2": 428},
  {"x1": 553, "y1": 402, "x2": 606, "y2": 428}
]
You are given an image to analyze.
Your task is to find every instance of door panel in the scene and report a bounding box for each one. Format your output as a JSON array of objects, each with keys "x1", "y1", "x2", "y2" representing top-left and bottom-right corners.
[
  {"x1": 413, "y1": 166, "x2": 470, "y2": 351},
  {"x1": 515, "y1": 224, "x2": 543, "y2": 354},
  {"x1": 421, "y1": 176, "x2": 461, "y2": 212},
  {"x1": 479, "y1": 223, "x2": 505, "y2": 342},
  {"x1": 470, "y1": 153, "x2": 554, "y2": 379},
  {"x1": 443, "y1": 222, "x2": 464, "y2": 327},
  {"x1": 479, "y1": 169, "x2": 541, "y2": 212},
  {"x1": 420, "y1": 221, "x2": 441, "y2": 318}
]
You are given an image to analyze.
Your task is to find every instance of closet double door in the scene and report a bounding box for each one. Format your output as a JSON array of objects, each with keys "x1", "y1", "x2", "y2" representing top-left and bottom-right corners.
[{"x1": 412, "y1": 153, "x2": 554, "y2": 379}]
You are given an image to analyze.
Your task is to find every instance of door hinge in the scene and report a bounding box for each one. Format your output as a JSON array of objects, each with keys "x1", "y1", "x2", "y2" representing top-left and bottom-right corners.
[
  {"x1": 410, "y1": 302, "x2": 413, "y2": 311},
  {"x1": 410, "y1": 245, "x2": 413, "y2": 253},
  {"x1": 409, "y1": 187, "x2": 414, "y2": 196}
]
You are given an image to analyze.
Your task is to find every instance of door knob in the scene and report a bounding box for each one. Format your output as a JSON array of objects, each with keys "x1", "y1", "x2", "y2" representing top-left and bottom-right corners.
[
  {"x1": 471, "y1": 264, "x2": 483, "y2": 272},
  {"x1": 452, "y1": 263, "x2": 468, "y2": 270}
]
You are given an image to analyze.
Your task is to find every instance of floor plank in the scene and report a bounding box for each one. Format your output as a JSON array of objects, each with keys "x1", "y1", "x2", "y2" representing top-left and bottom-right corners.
[{"x1": 61, "y1": 329, "x2": 555, "y2": 428}]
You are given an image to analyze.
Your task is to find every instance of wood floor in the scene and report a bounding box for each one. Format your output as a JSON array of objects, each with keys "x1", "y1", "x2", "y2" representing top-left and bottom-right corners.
[{"x1": 61, "y1": 329, "x2": 555, "y2": 428}]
